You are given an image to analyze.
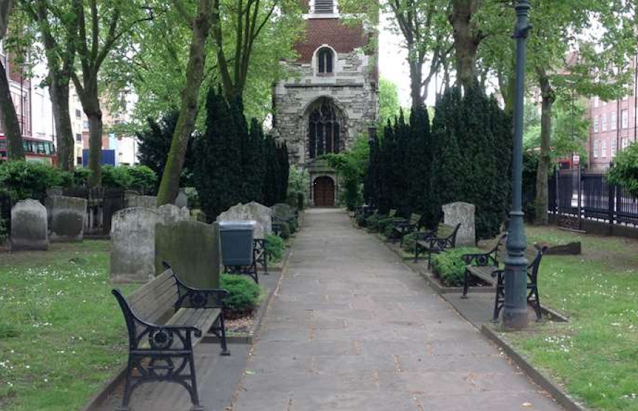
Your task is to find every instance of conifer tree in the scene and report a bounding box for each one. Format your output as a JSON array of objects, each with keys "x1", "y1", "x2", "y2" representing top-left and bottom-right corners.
[
  {"x1": 262, "y1": 135, "x2": 281, "y2": 207},
  {"x1": 407, "y1": 104, "x2": 432, "y2": 219},
  {"x1": 242, "y1": 118, "x2": 266, "y2": 203}
]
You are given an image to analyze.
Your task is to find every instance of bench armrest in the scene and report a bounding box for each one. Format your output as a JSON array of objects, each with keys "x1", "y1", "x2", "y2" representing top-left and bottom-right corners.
[
  {"x1": 135, "y1": 324, "x2": 203, "y2": 352},
  {"x1": 415, "y1": 229, "x2": 437, "y2": 241},
  {"x1": 462, "y1": 252, "x2": 498, "y2": 267},
  {"x1": 175, "y1": 285, "x2": 229, "y2": 310}
]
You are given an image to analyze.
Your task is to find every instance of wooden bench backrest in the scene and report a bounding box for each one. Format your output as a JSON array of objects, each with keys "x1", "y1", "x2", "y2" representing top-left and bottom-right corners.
[
  {"x1": 437, "y1": 223, "x2": 459, "y2": 239},
  {"x1": 388, "y1": 209, "x2": 397, "y2": 218},
  {"x1": 410, "y1": 214, "x2": 421, "y2": 225},
  {"x1": 495, "y1": 246, "x2": 546, "y2": 274},
  {"x1": 125, "y1": 270, "x2": 179, "y2": 324}
]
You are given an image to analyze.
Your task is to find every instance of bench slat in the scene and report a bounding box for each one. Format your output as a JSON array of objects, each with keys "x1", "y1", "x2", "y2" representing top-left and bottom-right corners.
[
  {"x1": 127, "y1": 270, "x2": 175, "y2": 305},
  {"x1": 467, "y1": 266, "x2": 497, "y2": 285}
]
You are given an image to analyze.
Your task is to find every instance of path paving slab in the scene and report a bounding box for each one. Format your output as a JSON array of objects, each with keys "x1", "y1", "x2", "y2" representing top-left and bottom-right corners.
[{"x1": 231, "y1": 209, "x2": 565, "y2": 411}]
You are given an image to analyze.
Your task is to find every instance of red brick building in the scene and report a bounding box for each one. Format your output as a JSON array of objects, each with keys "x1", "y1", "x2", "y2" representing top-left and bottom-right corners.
[{"x1": 587, "y1": 58, "x2": 638, "y2": 171}]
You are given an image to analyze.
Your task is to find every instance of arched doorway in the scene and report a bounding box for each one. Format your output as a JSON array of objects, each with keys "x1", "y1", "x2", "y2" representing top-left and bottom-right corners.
[{"x1": 313, "y1": 176, "x2": 335, "y2": 207}]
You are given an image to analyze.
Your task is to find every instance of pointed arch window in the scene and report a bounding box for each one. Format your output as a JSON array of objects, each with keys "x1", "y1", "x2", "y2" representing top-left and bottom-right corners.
[
  {"x1": 317, "y1": 48, "x2": 334, "y2": 75},
  {"x1": 308, "y1": 100, "x2": 341, "y2": 159}
]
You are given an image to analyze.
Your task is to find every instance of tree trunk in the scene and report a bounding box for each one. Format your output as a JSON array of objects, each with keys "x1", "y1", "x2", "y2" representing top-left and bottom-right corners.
[
  {"x1": 0, "y1": 56, "x2": 24, "y2": 160},
  {"x1": 409, "y1": 59, "x2": 424, "y2": 110},
  {"x1": 534, "y1": 70, "x2": 555, "y2": 225},
  {"x1": 450, "y1": 0, "x2": 483, "y2": 92},
  {"x1": 86, "y1": 106, "x2": 103, "y2": 187},
  {"x1": 49, "y1": 74, "x2": 75, "y2": 171},
  {"x1": 157, "y1": 0, "x2": 212, "y2": 205}
]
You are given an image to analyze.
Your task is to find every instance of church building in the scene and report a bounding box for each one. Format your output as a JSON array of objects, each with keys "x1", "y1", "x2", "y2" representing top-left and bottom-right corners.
[{"x1": 272, "y1": 0, "x2": 379, "y2": 207}]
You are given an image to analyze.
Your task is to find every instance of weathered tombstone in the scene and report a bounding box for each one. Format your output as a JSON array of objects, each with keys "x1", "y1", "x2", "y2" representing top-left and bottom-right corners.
[
  {"x1": 124, "y1": 190, "x2": 140, "y2": 208},
  {"x1": 46, "y1": 186, "x2": 64, "y2": 197},
  {"x1": 110, "y1": 207, "x2": 162, "y2": 283},
  {"x1": 442, "y1": 202, "x2": 475, "y2": 247},
  {"x1": 175, "y1": 188, "x2": 188, "y2": 208},
  {"x1": 50, "y1": 196, "x2": 87, "y2": 242},
  {"x1": 129, "y1": 195, "x2": 158, "y2": 209},
  {"x1": 155, "y1": 221, "x2": 221, "y2": 288},
  {"x1": 158, "y1": 204, "x2": 191, "y2": 224},
  {"x1": 272, "y1": 203, "x2": 293, "y2": 221},
  {"x1": 10, "y1": 200, "x2": 48, "y2": 251},
  {"x1": 217, "y1": 202, "x2": 272, "y2": 239}
]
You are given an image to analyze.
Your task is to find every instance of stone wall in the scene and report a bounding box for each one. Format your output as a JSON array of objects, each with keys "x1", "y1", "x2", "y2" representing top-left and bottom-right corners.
[{"x1": 273, "y1": 49, "x2": 379, "y2": 166}]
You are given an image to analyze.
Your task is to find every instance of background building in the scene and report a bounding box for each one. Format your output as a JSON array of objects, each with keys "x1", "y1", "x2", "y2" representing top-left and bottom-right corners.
[
  {"x1": 272, "y1": 0, "x2": 379, "y2": 206},
  {"x1": 587, "y1": 58, "x2": 638, "y2": 171}
]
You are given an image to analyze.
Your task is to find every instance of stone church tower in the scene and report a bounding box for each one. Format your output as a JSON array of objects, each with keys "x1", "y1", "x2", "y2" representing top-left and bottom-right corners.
[{"x1": 272, "y1": 0, "x2": 379, "y2": 207}]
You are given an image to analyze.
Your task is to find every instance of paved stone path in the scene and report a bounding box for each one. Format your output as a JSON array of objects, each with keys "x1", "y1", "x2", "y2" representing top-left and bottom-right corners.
[{"x1": 232, "y1": 209, "x2": 563, "y2": 411}]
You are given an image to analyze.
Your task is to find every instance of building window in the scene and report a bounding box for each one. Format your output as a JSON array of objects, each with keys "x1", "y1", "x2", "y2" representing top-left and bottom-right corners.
[
  {"x1": 611, "y1": 112, "x2": 617, "y2": 130},
  {"x1": 593, "y1": 140, "x2": 599, "y2": 158},
  {"x1": 594, "y1": 97, "x2": 599, "y2": 108},
  {"x1": 622, "y1": 109, "x2": 629, "y2": 128},
  {"x1": 76, "y1": 133, "x2": 82, "y2": 142},
  {"x1": 602, "y1": 139, "x2": 607, "y2": 157},
  {"x1": 314, "y1": 0, "x2": 334, "y2": 14},
  {"x1": 612, "y1": 138, "x2": 617, "y2": 156},
  {"x1": 593, "y1": 116, "x2": 599, "y2": 133},
  {"x1": 601, "y1": 114, "x2": 607, "y2": 131},
  {"x1": 75, "y1": 109, "x2": 81, "y2": 119},
  {"x1": 77, "y1": 156, "x2": 82, "y2": 165},
  {"x1": 622, "y1": 138, "x2": 629, "y2": 150},
  {"x1": 308, "y1": 99, "x2": 342, "y2": 159},
  {"x1": 317, "y1": 47, "x2": 334, "y2": 75}
]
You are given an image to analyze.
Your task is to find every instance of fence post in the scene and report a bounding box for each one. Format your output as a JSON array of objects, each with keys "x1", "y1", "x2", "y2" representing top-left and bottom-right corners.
[{"x1": 608, "y1": 182, "x2": 615, "y2": 234}]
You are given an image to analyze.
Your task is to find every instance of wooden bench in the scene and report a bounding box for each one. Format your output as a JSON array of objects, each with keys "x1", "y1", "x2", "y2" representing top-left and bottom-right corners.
[
  {"x1": 391, "y1": 213, "x2": 422, "y2": 245},
  {"x1": 413, "y1": 223, "x2": 461, "y2": 267},
  {"x1": 112, "y1": 261, "x2": 230, "y2": 411},
  {"x1": 461, "y1": 235, "x2": 547, "y2": 322}
]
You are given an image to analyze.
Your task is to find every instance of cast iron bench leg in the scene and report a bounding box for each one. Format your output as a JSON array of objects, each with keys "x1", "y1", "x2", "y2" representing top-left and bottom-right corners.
[{"x1": 462, "y1": 269, "x2": 470, "y2": 299}]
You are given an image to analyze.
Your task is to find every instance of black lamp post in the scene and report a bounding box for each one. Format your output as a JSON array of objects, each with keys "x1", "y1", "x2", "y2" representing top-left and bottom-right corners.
[{"x1": 503, "y1": 0, "x2": 532, "y2": 330}]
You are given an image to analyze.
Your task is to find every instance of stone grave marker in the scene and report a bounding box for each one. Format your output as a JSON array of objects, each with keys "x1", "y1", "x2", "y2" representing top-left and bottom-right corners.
[
  {"x1": 442, "y1": 202, "x2": 475, "y2": 247},
  {"x1": 218, "y1": 202, "x2": 272, "y2": 239},
  {"x1": 10, "y1": 199, "x2": 49, "y2": 251},
  {"x1": 155, "y1": 221, "x2": 221, "y2": 288},
  {"x1": 50, "y1": 196, "x2": 87, "y2": 242}
]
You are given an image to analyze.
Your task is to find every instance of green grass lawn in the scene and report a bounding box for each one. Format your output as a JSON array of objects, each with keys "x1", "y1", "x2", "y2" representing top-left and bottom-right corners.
[
  {"x1": 502, "y1": 226, "x2": 638, "y2": 411},
  {"x1": 0, "y1": 241, "x2": 138, "y2": 411}
]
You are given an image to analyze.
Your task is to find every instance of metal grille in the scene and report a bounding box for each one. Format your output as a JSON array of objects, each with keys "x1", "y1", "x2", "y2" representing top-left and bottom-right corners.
[{"x1": 314, "y1": 0, "x2": 334, "y2": 13}]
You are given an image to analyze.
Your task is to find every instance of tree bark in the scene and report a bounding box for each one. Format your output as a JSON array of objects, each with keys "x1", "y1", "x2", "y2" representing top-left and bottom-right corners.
[
  {"x1": 86, "y1": 103, "x2": 103, "y2": 186},
  {"x1": 0, "y1": 56, "x2": 25, "y2": 160},
  {"x1": 409, "y1": 58, "x2": 423, "y2": 110},
  {"x1": 157, "y1": 0, "x2": 212, "y2": 205},
  {"x1": 534, "y1": 69, "x2": 555, "y2": 225},
  {"x1": 49, "y1": 71, "x2": 75, "y2": 170},
  {"x1": 449, "y1": 0, "x2": 483, "y2": 92}
]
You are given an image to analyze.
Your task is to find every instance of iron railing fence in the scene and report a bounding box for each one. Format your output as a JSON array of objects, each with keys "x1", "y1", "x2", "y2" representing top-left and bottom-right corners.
[{"x1": 549, "y1": 169, "x2": 638, "y2": 227}]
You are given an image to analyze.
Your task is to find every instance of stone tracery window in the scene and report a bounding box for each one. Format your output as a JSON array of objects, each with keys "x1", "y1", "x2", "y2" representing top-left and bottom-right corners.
[
  {"x1": 308, "y1": 99, "x2": 342, "y2": 159},
  {"x1": 317, "y1": 47, "x2": 334, "y2": 74}
]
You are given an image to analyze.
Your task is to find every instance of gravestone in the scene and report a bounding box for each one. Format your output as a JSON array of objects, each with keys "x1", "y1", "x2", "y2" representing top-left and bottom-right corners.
[
  {"x1": 217, "y1": 202, "x2": 272, "y2": 239},
  {"x1": 11, "y1": 199, "x2": 48, "y2": 251},
  {"x1": 50, "y1": 196, "x2": 87, "y2": 242},
  {"x1": 158, "y1": 204, "x2": 191, "y2": 224},
  {"x1": 442, "y1": 202, "x2": 475, "y2": 247},
  {"x1": 272, "y1": 203, "x2": 293, "y2": 221},
  {"x1": 131, "y1": 195, "x2": 158, "y2": 209},
  {"x1": 155, "y1": 221, "x2": 221, "y2": 288},
  {"x1": 110, "y1": 207, "x2": 162, "y2": 283},
  {"x1": 175, "y1": 188, "x2": 188, "y2": 208}
]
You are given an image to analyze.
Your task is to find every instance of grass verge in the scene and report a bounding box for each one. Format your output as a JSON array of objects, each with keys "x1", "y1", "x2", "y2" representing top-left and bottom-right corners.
[
  {"x1": 0, "y1": 241, "x2": 137, "y2": 411},
  {"x1": 500, "y1": 226, "x2": 638, "y2": 411}
]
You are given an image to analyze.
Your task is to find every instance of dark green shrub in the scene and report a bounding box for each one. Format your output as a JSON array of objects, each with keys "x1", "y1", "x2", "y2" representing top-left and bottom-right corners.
[
  {"x1": 366, "y1": 214, "x2": 383, "y2": 231},
  {"x1": 127, "y1": 165, "x2": 158, "y2": 194},
  {"x1": 278, "y1": 222, "x2": 291, "y2": 239},
  {"x1": 401, "y1": 232, "x2": 418, "y2": 253},
  {"x1": 264, "y1": 234, "x2": 285, "y2": 263},
  {"x1": 0, "y1": 218, "x2": 8, "y2": 244},
  {"x1": 185, "y1": 187, "x2": 200, "y2": 208},
  {"x1": 430, "y1": 247, "x2": 482, "y2": 287},
  {"x1": 220, "y1": 274, "x2": 262, "y2": 314},
  {"x1": 288, "y1": 218, "x2": 299, "y2": 234},
  {"x1": 378, "y1": 217, "x2": 402, "y2": 235},
  {"x1": 0, "y1": 161, "x2": 70, "y2": 201},
  {"x1": 102, "y1": 165, "x2": 134, "y2": 189},
  {"x1": 356, "y1": 213, "x2": 367, "y2": 227},
  {"x1": 72, "y1": 167, "x2": 92, "y2": 186}
]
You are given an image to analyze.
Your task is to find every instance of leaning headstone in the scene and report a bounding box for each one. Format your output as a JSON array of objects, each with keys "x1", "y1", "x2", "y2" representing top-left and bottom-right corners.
[
  {"x1": 217, "y1": 202, "x2": 273, "y2": 239},
  {"x1": 50, "y1": 196, "x2": 87, "y2": 242},
  {"x1": 128, "y1": 195, "x2": 158, "y2": 209},
  {"x1": 46, "y1": 186, "x2": 64, "y2": 197},
  {"x1": 442, "y1": 202, "x2": 475, "y2": 247},
  {"x1": 175, "y1": 188, "x2": 188, "y2": 208},
  {"x1": 155, "y1": 221, "x2": 221, "y2": 288},
  {"x1": 158, "y1": 204, "x2": 190, "y2": 224},
  {"x1": 110, "y1": 207, "x2": 162, "y2": 283},
  {"x1": 272, "y1": 203, "x2": 293, "y2": 221},
  {"x1": 10, "y1": 200, "x2": 48, "y2": 251}
]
